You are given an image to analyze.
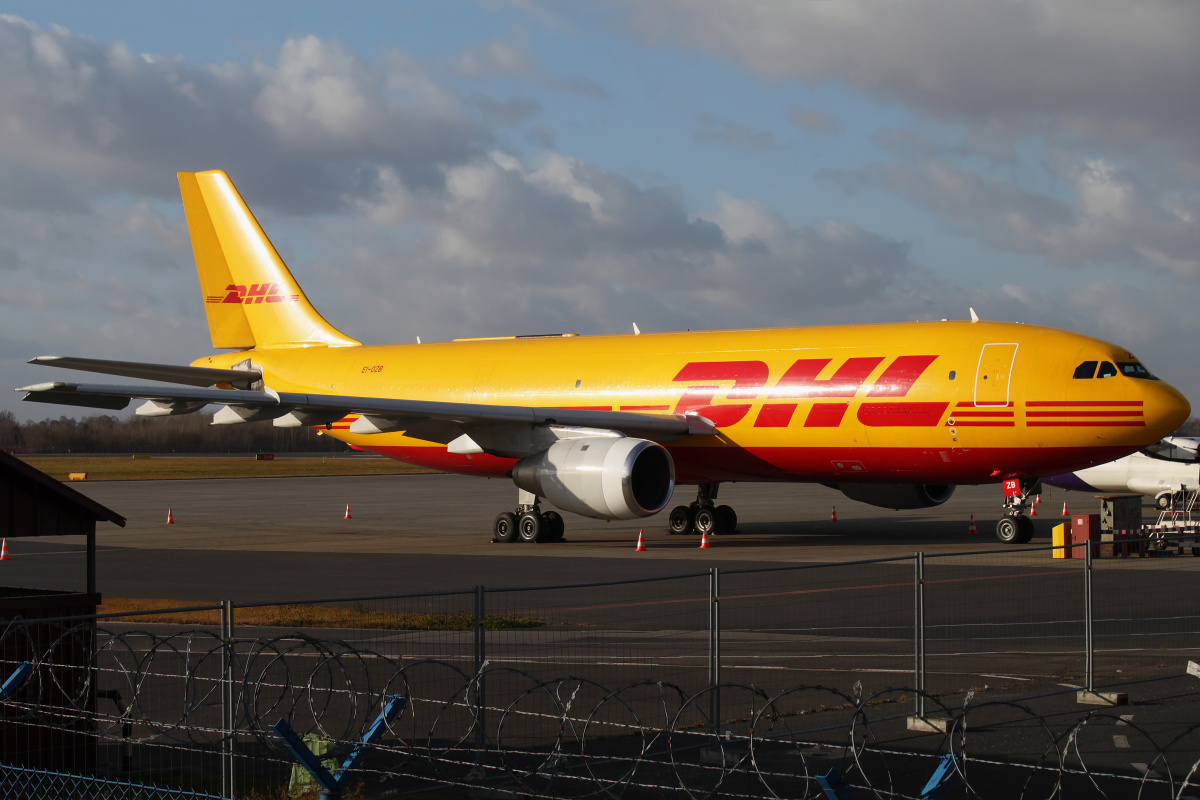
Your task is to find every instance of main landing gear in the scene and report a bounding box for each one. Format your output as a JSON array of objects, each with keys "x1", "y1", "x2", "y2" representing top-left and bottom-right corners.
[
  {"x1": 668, "y1": 483, "x2": 738, "y2": 536},
  {"x1": 995, "y1": 478, "x2": 1040, "y2": 544},
  {"x1": 492, "y1": 489, "x2": 565, "y2": 544}
]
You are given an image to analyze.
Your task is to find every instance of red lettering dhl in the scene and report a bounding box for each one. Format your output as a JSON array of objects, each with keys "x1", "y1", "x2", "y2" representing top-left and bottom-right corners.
[
  {"x1": 245, "y1": 283, "x2": 283, "y2": 304},
  {"x1": 756, "y1": 357, "x2": 884, "y2": 428},
  {"x1": 221, "y1": 284, "x2": 246, "y2": 303},
  {"x1": 673, "y1": 355, "x2": 938, "y2": 429},
  {"x1": 671, "y1": 361, "x2": 768, "y2": 427}
]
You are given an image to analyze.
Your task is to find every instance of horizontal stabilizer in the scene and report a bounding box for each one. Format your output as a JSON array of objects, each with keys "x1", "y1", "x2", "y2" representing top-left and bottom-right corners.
[{"x1": 30, "y1": 356, "x2": 261, "y2": 388}]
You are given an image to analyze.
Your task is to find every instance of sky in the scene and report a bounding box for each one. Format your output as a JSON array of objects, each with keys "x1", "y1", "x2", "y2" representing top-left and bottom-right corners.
[{"x1": 1, "y1": 1, "x2": 1198, "y2": 420}]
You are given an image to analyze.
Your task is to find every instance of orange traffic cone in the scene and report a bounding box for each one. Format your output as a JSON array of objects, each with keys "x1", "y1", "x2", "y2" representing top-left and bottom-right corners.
[
  {"x1": 0, "y1": 538, "x2": 8, "y2": 560},
  {"x1": 1035, "y1": 493, "x2": 1042, "y2": 505},
  {"x1": 344, "y1": 503, "x2": 353, "y2": 520},
  {"x1": 967, "y1": 514, "x2": 978, "y2": 535},
  {"x1": 1030, "y1": 503, "x2": 1038, "y2": 516},
  {"x1": 699, "y1": 529, "x2": 712, "y2": 548},
  {"x1": 166, "y1": 508, "x2": 174, "y2": 525},
  {"x1": 831, "y1": 505, "x2": 838, "y2": 523},
  {"x1": 1062, "y1": 502, "x2": 1069, "y2": 517},
  {"x1": 635, "y1": 529, "x2": 647, "y2": 551}
]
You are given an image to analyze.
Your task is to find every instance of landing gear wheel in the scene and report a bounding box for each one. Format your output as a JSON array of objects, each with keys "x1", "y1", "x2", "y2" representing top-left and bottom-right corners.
[
  {"x1": 995, "y1": 516, "x2": 1021, "y2": 544},
  {"x1": 669, "y1": 505, "x2": 694, "y2": 535},
  {"x1": 517, "y1": 512, "x2": 543, "y2": 543},
  {"x1": 715, "y1": 505, "x2": 737, "y2": 534},
  {"x1": 493, "y1": 512, "x2": 517, "y2": 543},
  {"x1": 1156, "y1": 494, "x2": 1172, "y2": 510},
  {"x1": 542, "y1": 511, "x2": 565, "y2": 542},
  {"x1": 1015, "y1": 515, "x2": 1035, "y2": 544},
  {"x1": 694, "y1": 507, "x2": 717, "y2": 537}
]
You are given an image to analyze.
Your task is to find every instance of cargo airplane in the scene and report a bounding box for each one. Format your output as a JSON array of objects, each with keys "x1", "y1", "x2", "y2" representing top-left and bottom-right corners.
[{"x1": 17, "y1": 171, "x2": 1192, "y2": 544}]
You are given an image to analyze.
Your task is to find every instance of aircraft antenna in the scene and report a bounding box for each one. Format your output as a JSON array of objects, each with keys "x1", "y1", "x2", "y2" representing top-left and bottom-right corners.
[
  {"x1": 969, "y1": 308, "x2": 980, "y2": 323},
  {"x1": 632, "y1": 323, "x2": 641, "y2": 335}
]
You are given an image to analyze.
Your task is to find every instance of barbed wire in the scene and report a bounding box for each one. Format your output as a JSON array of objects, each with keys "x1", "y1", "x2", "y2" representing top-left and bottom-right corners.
[{"x1": 2, "y1": 624, "x2": 1200, "y2": 799}]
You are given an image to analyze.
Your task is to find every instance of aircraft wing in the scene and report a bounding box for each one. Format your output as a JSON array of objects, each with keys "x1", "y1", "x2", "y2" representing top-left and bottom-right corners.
[
  {"x1": 28, "y1": 356, "x2": 262, "y2": 389},
  {"x1": 16, "y1": 380, "x2": 712, "y2": 444}
]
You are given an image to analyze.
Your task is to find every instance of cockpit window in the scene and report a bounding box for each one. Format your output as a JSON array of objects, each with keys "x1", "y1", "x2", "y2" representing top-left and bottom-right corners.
[
  {"x1": 1073, "y1": 361, "x2": 1097, "y2": 379},
  {"x1": 1097, "y1": 361, "x2": 1118, "y2": 378},
  {"x1": 1117, "y1": 361, "x2": 1157, "y2": 380}
]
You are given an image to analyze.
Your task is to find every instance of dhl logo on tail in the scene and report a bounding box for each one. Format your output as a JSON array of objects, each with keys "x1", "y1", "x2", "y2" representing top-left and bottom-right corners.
[{"x1": 206, "y1": 283, "x2": 301, "y2": 305}]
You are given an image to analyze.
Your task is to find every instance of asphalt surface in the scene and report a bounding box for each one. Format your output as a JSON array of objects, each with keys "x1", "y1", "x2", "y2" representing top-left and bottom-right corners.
[
  {"x1": 0, "y1": 474, "x2": 1191, "y2": 599},
  {"x1": 4, "y1": 473, "x2": 1199, "y2": 790}
]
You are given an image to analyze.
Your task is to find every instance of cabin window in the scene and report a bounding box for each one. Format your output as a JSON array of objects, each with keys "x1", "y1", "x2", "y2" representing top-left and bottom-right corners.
[
  {"x1": 1073, "y1": 361, "x2": 1097, "y2": 379},
  {"x1": 948, "y1": 370, "x2": 956, "y2": 380},
  {"x1": 1117, "y1": 361, "x2": 1157, "y2": 380},
  {"x1": 1097, "y1": 361, "x2": 1118, "y2": 378}
]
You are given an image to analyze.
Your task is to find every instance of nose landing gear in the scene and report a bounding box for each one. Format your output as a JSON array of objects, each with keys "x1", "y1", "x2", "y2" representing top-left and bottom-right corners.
[
  {"x1": 996, "y1": 478, "x2": 1040, "y2": 544},
  {"x1": 668, "y1": 483, "x2": 738, "y2": 536}
]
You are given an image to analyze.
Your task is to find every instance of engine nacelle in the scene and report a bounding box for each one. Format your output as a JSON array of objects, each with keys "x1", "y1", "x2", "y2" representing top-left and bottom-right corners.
[
  {"x1": 511, "y1": 437, "x2": 675, "y2": 520},
  {"x1": 838, "y1": 483, "x2": 956, "y2": 510}
]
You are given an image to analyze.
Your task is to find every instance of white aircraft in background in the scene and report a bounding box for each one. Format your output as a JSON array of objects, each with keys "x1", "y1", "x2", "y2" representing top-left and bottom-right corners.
[{"x1": 1042, "y1": 437, "x2": 1200, "y2": 509}]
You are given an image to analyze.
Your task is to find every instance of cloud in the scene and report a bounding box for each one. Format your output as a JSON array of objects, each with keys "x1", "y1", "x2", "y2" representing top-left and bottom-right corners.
[
  {"x1": 789, "y1": 107, "x2": 840, "y2": 134},
  {"x1": 627, "y1": 0, "x2": 1200, "y2": 172},
  {"x1": 0, "y1": 18, "x2": 486, "y2": 208},
  {"x1": 452, "y1": 31, "x2": 608, "y2": 98},
  {"x1": 694, "y1": 114, "x2": 779, "y2": 153},
  {"x1": 834, "y1": 157, "x2": 1200, "y2": 276},
  {"x1": 334, "y1": 153, "x2": 917, "y2": 342}
]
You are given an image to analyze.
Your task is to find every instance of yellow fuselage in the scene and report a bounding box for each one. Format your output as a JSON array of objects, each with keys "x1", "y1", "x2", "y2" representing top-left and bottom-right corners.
[{"x1": 193, "y1": 320, "x2": 1190, "y2": 485}]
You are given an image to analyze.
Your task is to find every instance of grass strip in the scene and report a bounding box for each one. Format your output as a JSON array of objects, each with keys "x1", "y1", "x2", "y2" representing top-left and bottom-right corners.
[
  {"x1": 97, "y1": 598, "x2": 541, "y2": 630},
  {"x1": 18, "y1": 456, "x2": 438, "y2": 481}
]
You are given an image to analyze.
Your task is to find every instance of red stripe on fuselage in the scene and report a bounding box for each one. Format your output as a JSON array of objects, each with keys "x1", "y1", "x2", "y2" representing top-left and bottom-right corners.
[
  {"x1": 1026, "y1": 400, "x2": 1143, "y2": 407},
  {"x1": 364, "y1": 442, "x2": 1138, "y2": 487}
]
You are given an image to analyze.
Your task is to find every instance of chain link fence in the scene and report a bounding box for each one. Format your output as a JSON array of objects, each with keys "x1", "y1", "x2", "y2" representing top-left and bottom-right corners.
[{"x1": 3, "y1": 535, "x2": 1200, "y2": 799}]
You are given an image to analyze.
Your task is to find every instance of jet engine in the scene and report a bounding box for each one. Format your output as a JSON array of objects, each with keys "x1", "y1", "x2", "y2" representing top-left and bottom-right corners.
[
  {"x1": 511, "y1": 437, "x2": 675, "y2": 520},
  {"x1": 837, "y1": 483, "x2": 956, "y2": 510}
]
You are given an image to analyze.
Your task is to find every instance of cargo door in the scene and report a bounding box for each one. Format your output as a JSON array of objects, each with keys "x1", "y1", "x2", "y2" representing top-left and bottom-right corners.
[{"x1": 974, "y1": 343, "x2": 1018, "y2": 407}]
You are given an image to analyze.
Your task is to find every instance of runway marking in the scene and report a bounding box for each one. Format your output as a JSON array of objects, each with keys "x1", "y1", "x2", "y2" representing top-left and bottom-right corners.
[
  {"x1": 979, "y1": 674, "x2": 1031, "y2": 681},
  {"x1": 1113, "y1": 734, "x2": 1130, "y2": 749}
]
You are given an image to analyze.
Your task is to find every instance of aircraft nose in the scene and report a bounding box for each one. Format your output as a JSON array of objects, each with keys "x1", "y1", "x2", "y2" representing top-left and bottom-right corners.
[{"x1": 1143, "y1": 379, "x2": 1191, "y2": 439}]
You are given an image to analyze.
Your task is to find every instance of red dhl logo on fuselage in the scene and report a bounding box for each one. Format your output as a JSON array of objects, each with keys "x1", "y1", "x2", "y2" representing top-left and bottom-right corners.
[
  {"x1": 672, "y1": 356, "x2": 942, "y2": 428},
  {"x1": 206, "y1": 283, "x2": 301, "y2": 305}
]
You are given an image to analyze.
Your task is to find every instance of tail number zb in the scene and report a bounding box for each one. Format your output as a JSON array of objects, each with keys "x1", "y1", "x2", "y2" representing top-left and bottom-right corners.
[{"x1": 672, "y1": 356, "x2": 941, "y2": 428}]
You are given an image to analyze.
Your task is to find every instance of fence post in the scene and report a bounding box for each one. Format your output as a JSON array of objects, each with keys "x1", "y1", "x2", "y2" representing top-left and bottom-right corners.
[
  {"x1": 1084, "y1": 545, "x2": 1094, "y2": 692},
  {"x1": 914, "y1": 553, "x2": 925, "y2": 718},
  {"x1": 473, "y1": 585, "x2": 486, "y2": 766},
  {"x1": 220, "y1": 600, "x2": 235, "y2": 799},
  {"x1": 708, "y1": 567, "x2": 721, "y2": 735}
]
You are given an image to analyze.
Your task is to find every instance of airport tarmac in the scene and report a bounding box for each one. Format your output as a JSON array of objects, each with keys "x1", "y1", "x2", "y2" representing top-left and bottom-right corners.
[{"x1": 1, "y1": 473, "x2": 1182, "y2": 600}]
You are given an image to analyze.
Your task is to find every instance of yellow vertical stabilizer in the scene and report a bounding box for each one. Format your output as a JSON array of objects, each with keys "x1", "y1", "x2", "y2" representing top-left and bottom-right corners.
[{"x1": 179, "y1": 170, "x2": 360, "y2": 350}]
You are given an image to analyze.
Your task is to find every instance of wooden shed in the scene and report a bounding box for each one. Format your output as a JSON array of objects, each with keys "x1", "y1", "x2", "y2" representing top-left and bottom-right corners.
[{"x1": 0, "y1": 450, "x2": 126, "y2": 772}]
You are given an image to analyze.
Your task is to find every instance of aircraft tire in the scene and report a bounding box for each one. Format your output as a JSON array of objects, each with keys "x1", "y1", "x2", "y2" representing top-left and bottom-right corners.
[
  {"x1": 994, "y1": 516, "x2": 1021, "y2": 544},
  {"x1": 695, "y1": 507, "x2": 717, "y2": 537},
  {"x1": 715, "y1": 505, "x2": 737, "y2": 534},
  {"x1": 668, "y1": 505, "x2": 694, "y2": 535},
  {"x1": 1015, "y1": 515, "x2": 1035, "y2": 544},
  {"x1": 1157, "y1": 493, "x2": 1172, "y2": 510},
  {"x1": 494, "y1": 512, "x2": 518, "y2": 543},
  {"x1": 518, "y1": 511, "x2": 543, "y2": 543},
  {"x1": 542, "y1": 511, "x2": 565, "y2": 542}
]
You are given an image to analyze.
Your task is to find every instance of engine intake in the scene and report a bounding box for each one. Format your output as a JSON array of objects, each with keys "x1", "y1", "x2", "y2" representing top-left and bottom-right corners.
[
  {"x1": 838, "y1": 483, "x2": 956, "y2": 510},
  {"x1": 511, "y1": 437, "x2": 675, "y2": 520}
]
